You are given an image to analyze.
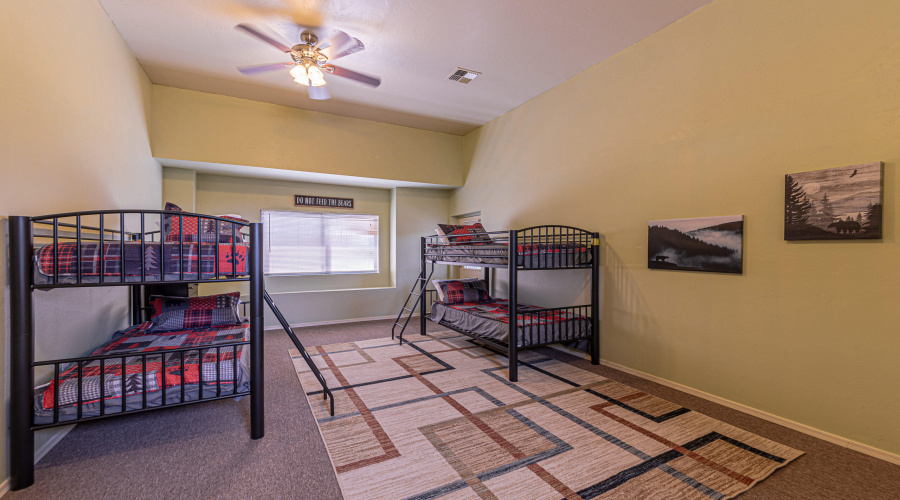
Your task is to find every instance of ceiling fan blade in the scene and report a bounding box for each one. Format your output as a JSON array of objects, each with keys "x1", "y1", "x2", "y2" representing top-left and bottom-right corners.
[
  {"x1": 319, "y1": 33, "x2": 365, "y2": 61},
  {"x1": 237, "y1": 62, "x2": 292, "y2": 75},
  {"x1": 329, "y1": 38, "x2": 365, "y2": 60},
  {"x1": 235, "y1": 24, "x2": 291, "y2": 53},
  {"x1": 277, "y1": 21, "x2": 308, "y2": 47},
  {"x1": 318, "y1": 30, "x2": 352, "y2": 57},
  {"x1": 307, "y1": 85, "x2": 331, "y2": 100},
  {"x1": 327, "y1": 65, "x2": 381, "y2": 87}
]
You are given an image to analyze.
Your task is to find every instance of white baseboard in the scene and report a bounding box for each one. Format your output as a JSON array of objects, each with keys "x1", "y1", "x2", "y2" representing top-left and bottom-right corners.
[
  {"x1": 264, "y1": 314, "x2": 417, "y2": 331},
  {"x1": 549, "y1": 345, "x2": 900, "y2": 466}
]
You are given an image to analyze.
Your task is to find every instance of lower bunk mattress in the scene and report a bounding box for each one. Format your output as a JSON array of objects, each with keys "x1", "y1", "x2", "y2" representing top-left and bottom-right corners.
[
  {"x1": 430, "y1": 298, "x2": 592, "y2": 347},
  {"x1": 424, "y1": 242, "x2": 591, "y2": 268},
  {"x1": 33, "y1": 241, "x2": 249, "y2": 285},
  {"x1": 33, "y1": 320, "x2": 251, "y2": 425}
]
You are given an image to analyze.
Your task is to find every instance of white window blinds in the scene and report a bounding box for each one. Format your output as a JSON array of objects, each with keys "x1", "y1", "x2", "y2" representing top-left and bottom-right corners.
[{"x1": 261, "y1": 210, "x2": 379, "y2": 275}]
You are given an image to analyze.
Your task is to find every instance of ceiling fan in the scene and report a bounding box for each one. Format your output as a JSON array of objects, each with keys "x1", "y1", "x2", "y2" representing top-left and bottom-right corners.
[{"x1": 235, "y1": 24, "x2": 381, "y2": 101}]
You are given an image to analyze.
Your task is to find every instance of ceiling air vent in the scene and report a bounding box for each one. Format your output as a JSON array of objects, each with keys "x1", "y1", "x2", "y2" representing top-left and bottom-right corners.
[{"x1": 448, "y1": 68, "x2": 481, "y2": 84}]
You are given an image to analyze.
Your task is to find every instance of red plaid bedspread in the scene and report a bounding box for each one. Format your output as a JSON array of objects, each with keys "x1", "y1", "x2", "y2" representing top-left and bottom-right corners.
[
  {"x1": 444, "y1": 298, "x2": 586, "y2": 326},
  {"x1": 36, "y1": 241, "x2": 248, "y2": 278},
  {"x1": 37, "y1": 321, "x2": 249, "y2": 411}
]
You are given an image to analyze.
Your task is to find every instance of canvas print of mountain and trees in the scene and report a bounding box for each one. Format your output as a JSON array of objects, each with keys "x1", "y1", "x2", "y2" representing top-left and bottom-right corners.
[
  {"x1": 785, "y1": 162, "x2": 883, "y2": 240},
  {"x1": 648, "y1": 215, "x2": 743, "y2": 274}
]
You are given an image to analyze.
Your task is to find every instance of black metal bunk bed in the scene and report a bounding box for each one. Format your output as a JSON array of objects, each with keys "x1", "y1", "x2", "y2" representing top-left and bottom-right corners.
[
  {"x1": 393, "y1": 225, "x2": 601, "y2": 382},
  {"x1": 6, "y1": 209, "x2": 267, "y2": 491}
]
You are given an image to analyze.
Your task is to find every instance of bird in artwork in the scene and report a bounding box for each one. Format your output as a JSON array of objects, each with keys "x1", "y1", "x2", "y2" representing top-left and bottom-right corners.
[{"x1": 849, "y1": 169, "x2": 858, "y2": 177}]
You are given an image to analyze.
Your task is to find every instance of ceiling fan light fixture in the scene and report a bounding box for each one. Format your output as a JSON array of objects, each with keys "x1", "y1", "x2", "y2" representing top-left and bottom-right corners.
[
  {"x1": 290, "y1": 64, "x2": 309, "y2": 85},
  {"x1": 307, "y1": 66, "x2": 326, "y2": 86}
]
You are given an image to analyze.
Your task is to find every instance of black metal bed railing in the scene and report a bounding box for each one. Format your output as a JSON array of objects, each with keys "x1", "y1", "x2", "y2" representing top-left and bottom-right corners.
[
  {"x1": 424, "y1": 288, "x2": 439, "y2": 315},
  {"x1": 423, "y1": 225, "x2": 596, "y2": 270},
  {"x1": 517, "y1": 304, "x2": 593, "y2": 347},
  {"x1": 434, "y1": 304, "x2": 591, "y2": 348},
  {"x1": 32, "y1": 340, "x2": 250, "y2": 430},
  {"x1": 30, "y1": 210, "x2": 251, "y2": 288}
]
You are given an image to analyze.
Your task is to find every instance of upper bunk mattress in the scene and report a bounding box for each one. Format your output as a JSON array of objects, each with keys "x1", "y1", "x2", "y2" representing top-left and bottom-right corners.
[
  {"x1": 33, "y1": 241, "x2": 249, "y2": 284},
  {"x1": 430, "y1": 298, "x2": 592, "y2": 347},
  {"x1": 425, "y1": 243, "x2": 591, "y2": 268},
  {"x1": 33, "y1": 319, "x2": 251, "y2": 425}
]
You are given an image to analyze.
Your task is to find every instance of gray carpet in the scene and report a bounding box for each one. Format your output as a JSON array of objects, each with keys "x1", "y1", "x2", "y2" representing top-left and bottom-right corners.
[{"x1": 8, "y1": 320, "x2": 900, "y2": 499}]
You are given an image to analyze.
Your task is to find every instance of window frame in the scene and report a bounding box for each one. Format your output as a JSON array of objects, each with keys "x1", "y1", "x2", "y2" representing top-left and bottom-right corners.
[{"x1": 260, "y1": 209, "x2": 380, "y2": 277}]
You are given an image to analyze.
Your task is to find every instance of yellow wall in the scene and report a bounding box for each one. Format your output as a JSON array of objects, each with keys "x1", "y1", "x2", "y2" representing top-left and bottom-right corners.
[
  {"x1": 0, "y1": 0, "x2": 160, "y2": 480},
  {"x1": 452, "y1": 0, "x2": 900, "y2": 455},
  {"x1": 162, "y1": 167, "x2": 197, "y2": 212},
  {"x1": 151, "y1": 86, "x2": 465, "y2": 186}
]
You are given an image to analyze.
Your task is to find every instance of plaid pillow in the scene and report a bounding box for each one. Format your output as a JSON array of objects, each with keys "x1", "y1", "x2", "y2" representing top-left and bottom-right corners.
[
  {"x1": 165, "y1": 204, "x2": 246, "y2": 244},
  {"x1": 200, "y1": 215, "x2": 248, "y2": 244},
  {"x1": 432, "y1": 278, "x2": 482, "y2": 301},
  {"x1": 439, "y1": 280, "x2": 491, "y2": 305},
  {"x1": 437, "y1": 223, "x2": 492, "y2": 245},
  {"x1": 163, "y1": 202, "x2": 200, "y2": 243},
  {"x1": 149, "y1": 292, "x2": 241, "y2": 332}
]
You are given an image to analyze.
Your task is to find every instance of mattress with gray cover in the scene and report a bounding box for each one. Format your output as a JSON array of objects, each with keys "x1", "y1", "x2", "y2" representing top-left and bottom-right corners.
[{"x1": 430, "y1": 298, "x2": 592, "y2": 347}]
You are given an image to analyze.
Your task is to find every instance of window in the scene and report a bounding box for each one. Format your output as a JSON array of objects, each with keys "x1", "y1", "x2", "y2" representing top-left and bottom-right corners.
[{"x1": 261, "y1": 210, "x2": 379, "y2": 275}]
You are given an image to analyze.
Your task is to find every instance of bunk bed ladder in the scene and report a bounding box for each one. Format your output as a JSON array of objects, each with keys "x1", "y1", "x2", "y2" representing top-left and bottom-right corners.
[
  {"x1": 263, "y1": 290, "x2": 335, "y2": 416},
  {"x1": 392, "y1": 265, "x2": 435, "y2": 344}
]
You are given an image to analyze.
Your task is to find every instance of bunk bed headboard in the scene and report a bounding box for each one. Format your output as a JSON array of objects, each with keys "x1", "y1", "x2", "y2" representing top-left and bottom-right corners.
[{"x1": 516, "y1": 225, "x2": 599, "y2": 246}]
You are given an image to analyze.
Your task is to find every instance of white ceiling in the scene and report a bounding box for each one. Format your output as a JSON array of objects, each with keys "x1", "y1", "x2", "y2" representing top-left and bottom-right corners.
[{"x1": 99, "y1": 0, "x2": 711, "y2": 135}]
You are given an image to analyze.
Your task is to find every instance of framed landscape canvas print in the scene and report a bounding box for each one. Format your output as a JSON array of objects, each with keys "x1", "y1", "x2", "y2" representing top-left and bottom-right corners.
[
  {"x1": 648, "y1": 215, "x2": 743, "y2": 274},
  {"x1": 784, "y1": 162, "x2": 883, "y2": 240}
]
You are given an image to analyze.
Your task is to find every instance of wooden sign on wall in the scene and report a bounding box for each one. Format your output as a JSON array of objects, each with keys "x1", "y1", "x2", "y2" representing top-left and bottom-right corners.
[{"x1": 294, "y1": 195, "x2": 354, "y2": 209}]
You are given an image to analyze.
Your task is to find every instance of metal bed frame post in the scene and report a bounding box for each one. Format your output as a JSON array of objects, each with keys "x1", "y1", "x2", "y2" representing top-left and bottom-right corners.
[
  {"x1": 420, "y1": 236, "x2": 427, "y2": 336},
  {"x1": 590, "y1": 232, "x2": 601, "y2": 365},
  {"x1": 249, "y1": 222, "x2": 265, "y2": 439},
  {"x1": 9, "y1": 216, "x2": 35, "y2": 490},
  {"x1": 131, "y1": 285, "x2": 143, "y2": 324},
  {"x1": 507, "y1": 229, "x2": 518, "y2": 382}
]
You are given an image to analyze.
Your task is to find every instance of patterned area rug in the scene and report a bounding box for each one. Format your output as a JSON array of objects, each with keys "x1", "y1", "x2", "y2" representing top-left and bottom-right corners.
[{"x1": 291, "y1": 331, "x2": 802, "y2": 499}]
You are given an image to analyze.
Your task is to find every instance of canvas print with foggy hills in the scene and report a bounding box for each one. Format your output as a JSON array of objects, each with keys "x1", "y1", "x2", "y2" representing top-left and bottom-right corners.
[{"x1": 648, "y1": 215, "x2": 744, "y2": 274}]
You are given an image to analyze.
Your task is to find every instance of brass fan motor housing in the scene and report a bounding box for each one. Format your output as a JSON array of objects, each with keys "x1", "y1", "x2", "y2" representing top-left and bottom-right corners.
[
  {"x1": 290, "y1": 31, "x2": 328, "y2": 68},
  {"x1": 300, "y1": 31, "x2": 318, "y2": 46}
]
